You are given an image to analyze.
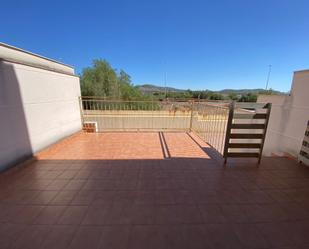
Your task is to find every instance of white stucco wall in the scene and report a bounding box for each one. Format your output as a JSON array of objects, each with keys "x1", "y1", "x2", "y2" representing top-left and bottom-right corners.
[
  {"x1": 257, "y1": 70, "x2": 309, "y2": 157},
  {"x1": 0, "y1": 43, "x2": 81, "y2": 171}
]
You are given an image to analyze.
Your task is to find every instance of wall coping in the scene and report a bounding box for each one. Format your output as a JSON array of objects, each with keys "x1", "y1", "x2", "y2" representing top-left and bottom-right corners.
[{"x1": 0, "y1": 42, "x2": 75, "y2": 76}]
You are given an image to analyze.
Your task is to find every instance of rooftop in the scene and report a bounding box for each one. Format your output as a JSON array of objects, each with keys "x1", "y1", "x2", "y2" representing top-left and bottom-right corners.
[{"x1": 1, "y1": 132, "x2": 309, "y2": 249}]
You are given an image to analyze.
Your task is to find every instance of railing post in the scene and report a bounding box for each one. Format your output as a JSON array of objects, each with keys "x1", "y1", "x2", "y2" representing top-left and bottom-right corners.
[
  {"x1": 189, "y1": 100, "x2": 195, "y2": 132},
  {"x1": 78, "y1": 96, "x2": 85, "y2": 131},
  {"x1": 223, "y1": 101, "x2": 234, "y2": 164}
]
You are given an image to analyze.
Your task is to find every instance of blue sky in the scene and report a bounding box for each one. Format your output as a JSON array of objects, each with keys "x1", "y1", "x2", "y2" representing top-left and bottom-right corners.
[{"x1": 1, "y1": 0, "x2": 309, "y2": 92}]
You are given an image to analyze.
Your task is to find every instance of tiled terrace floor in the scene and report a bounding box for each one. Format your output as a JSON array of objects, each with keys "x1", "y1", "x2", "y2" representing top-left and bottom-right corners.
[{"x1": 1, "y1": 132, "x2": 309, "y2": 249}]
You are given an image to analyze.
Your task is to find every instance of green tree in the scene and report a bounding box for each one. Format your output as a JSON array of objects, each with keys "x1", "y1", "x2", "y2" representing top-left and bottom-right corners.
[
  {"x1": 80, "y1": 59, "x2": 145, "y2": 100},
  {"x1": 238, "y1": 93, "x2": 257, "y2": 102},
  {"x1": 80, "y1": 59, "x2": 118, "y2": 97},
  {"x1": 118, "y1": 70, "x2": 144, "y2": 100},
  {"x1": 228, "y1": 92, "x2": 239, "y2": 101},
  {"x1": 208, "y1": 92, "x2": 224, "y2": 100}
]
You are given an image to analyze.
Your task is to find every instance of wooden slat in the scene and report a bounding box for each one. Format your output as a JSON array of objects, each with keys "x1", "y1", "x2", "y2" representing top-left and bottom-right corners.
[
  {"x1": 227, "y1": 152, "x2": 260, "y2": 158},
  {"x1": 233, "y1": 113, "x2": 267, "y2": 119},
  {"x1": 234, "y1": 103, "x2": 268, "y2": 109},
  {"x1": 229, "y1": 133, "x2": 263, "y2": 139},
  {"x1": 231, "y1": 123, "x2": 265, "y2": 129},
  {"x1": 228, "y1": 143, "x2": 261, "y2": 148}
]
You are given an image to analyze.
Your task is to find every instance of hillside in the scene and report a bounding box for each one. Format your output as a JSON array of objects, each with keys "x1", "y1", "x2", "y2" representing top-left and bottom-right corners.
[
  {"x1": 137, "y1": 84, "x2": 184, "y2": 93},
  {"x1": 136, "y1": 84, "x2": 285, "y2": 95},
  {"x1": 218, "y1": 88, "x2": 284, "y2": 95}
]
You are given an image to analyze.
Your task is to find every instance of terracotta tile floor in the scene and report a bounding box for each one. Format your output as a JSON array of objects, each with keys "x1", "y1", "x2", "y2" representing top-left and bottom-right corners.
[{"x1": 1, "y1": 132, "x2": 309, "y2": 249}]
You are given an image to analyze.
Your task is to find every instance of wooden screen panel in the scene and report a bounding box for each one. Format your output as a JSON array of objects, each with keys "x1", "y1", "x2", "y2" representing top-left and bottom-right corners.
[
  {"x1": 299, "y1": 121, "x2": 309, "y2": 166},
  {"x1": 223, "y1": 102, "x2": 271, "y2": 164}
]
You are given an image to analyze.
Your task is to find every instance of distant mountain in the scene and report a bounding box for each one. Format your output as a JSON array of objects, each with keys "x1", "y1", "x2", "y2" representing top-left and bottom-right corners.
[
  {"x1": 137, "y1": 84, "x2": 184, "y2": 93},
  {"x1": 136, "y1": 84, "x2": 285, "y2": 95},
  {"x1": 218, "y1": 88, "x2": 284, "y2": 95}
]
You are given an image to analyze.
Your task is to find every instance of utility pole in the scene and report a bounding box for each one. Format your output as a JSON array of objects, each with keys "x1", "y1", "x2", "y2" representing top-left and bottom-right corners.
[
  {"x1": 164, "y1": 71, "x2": 167, "y2": 100},
  {"x1": 265, "y1": 65, "x2": 272, "y2": 90}
]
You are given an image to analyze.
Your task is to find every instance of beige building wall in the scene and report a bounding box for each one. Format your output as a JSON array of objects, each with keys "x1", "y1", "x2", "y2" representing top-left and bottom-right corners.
[
  {"x1": 0, "y1": 43, "x2": 81, "y2": 171},
  {"x1": 258, "y1": 70, "x2": 309, "y2": 157}
]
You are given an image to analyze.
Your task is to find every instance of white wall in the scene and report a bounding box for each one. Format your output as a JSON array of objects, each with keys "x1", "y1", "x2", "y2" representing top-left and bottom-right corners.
[
  {"x1": 0, "y1": 44, "x2": 81, "y2": 171},
  {"x1": 258, "y1": 70, "x2": 309, "y2": 157}
]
